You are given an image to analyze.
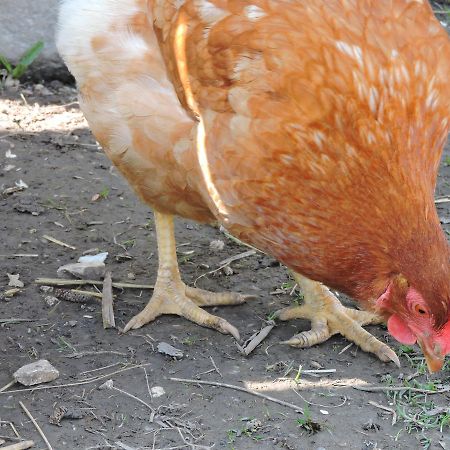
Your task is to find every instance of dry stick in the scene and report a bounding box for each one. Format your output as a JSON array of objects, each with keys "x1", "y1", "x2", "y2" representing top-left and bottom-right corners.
[
  {"x1": 0, "y1": 319, "x2": 37, "y2": 325},
  {"x1": 42, "y1": 235, "x2": 76, "y2": 250},
  {"x1": 209, "y1": 356, "x2": 222, "y2": 378},
  {"x1": 0, "y1": 363, "x2": 152, "y2": 395},
  {"x1": 65, "y1": 350, "x2": 127, "y2": 359},
  {"x1": 218, "y1": 250, "x2": 257, "y2": 266},
  {"x1": 195, "y1": 250, "x2": 257, "y2": 286},
  {"x1": 169, "y1": 377, "x2": 303, "y2": 414},
  {"x1": 109, "y1": 385, "x2": 155, "y2": 415},
  {"x1": 0, "y1": 441, "x2": 35, "y2": 450},
  {"x1": 435, "y1": 196, "x2": 450, "y2": 204},
  {"x1": 0, "y1": 380, "x2": 16, "y2": 393},
  {"x1": 18, "y1": 402, "x2": 53, "y2": 450},
  {"x1": 102, "y1": 271, "x2": 116, "y2": 329},
  {"x1": 0, "y1": 254, "x2": 39, "y2": 258},
  {"x1": 368, "y1": 400, "x2": 397, "y2": 426},
  {"x1": 35, "y1": 278, "x2": 154, "y2": 290},
  {"x1": 353, "y1": 385, "x2": 450, "y2": 395}
]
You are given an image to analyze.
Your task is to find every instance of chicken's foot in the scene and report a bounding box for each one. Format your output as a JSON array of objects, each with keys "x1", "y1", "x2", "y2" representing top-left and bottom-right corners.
[
  {"x1": 123, "y1": 212, "x2": 254, "y2": 339},
  {"x1": 275, "y1": 273, "x2": 400, "y2": 366}
]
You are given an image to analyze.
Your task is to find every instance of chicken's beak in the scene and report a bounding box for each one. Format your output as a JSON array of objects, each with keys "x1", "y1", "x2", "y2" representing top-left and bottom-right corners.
[{"x1": 417, "y1": 339, "x2": 444, "y2": 373}]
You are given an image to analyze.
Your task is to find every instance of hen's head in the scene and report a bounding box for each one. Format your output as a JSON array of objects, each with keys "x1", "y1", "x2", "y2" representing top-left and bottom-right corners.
[{"x1": 376, "y1": 275, "x2": 450, "y2": 372}]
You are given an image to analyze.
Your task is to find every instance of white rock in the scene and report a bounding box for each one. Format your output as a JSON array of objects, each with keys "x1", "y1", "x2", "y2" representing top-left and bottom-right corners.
[
  {"x1": 150, "y1": 386, "x2": 165, "y2": 398},
  {"x1": 98, "y1": 379, "x2": 114, "y2": 390},
  {"x1": 14, "y1": 360, "x2": 59, "y2": 386},
  {"x1": 7, "y1": 273, "x2": 24, "y2": 288},
  {"x1": 78, "y1": 252, "x2": 108, "y2": 264}
]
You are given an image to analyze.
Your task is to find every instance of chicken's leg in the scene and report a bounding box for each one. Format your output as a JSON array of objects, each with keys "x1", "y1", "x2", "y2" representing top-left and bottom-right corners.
[
  {"x1": 275, "y1": 273, "x2": 400, "y2": 366},
  {"x1": 123, "y1": 212, "x2": 253, "y2": 339}
]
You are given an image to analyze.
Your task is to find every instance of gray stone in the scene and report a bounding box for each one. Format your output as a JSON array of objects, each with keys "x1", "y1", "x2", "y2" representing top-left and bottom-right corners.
[
  {"x1": 44, "y1": 295, "x2": 58, "y2": 307},
  {"x1": 14, "y1": 359, "x2": 59, "y2": 386},
  {"x1": 209, "y1": 239, "x2": 225, "y2": 251},
  {"x1": 157, "y1": 342, "x2": 184, "y2": 359}
]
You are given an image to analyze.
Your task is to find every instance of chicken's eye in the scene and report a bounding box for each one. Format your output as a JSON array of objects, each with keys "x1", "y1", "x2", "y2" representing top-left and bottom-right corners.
[{"x1": 414, "y1": 304, "x2": 428, "y2": 315}]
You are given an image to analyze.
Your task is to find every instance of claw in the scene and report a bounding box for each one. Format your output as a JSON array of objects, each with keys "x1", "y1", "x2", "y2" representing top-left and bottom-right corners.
[
  {"x1": 122, "y1": 316, "x2": 145, "y2": 333},
  {"x1": 377, "y1": 346, "x2": 401, "y2": 368},
  {"x1": 241, "y1": 294, "x2": 259, "y2": 302},
  {"x1": 217, "y1": 318, "x2": 241, "y2": 341},
  {"x1": 279, "y1": 336, "x2": 308, "y2": 348}
]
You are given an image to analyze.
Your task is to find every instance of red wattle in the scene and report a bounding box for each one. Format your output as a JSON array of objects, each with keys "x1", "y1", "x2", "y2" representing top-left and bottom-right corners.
[{"x1": 387, "y1": 314, "x2": 416, "y2": 345}]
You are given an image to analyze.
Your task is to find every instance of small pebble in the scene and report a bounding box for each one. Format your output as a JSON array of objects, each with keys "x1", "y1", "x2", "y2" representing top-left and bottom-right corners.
[
  {"x1": 45, "y1": 295, "x2": 58, "y2": 307},
  {"x1": 157, "y1": 342, "x2": 184, "y2": 358},
  {"x1": 209, "y1": 239, "x2": 225, "y2": 251}
]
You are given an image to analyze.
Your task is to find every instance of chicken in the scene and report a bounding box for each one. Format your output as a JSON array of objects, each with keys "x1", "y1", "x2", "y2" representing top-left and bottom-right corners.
[{"x1": 57, "y1": 0, "x2": 450, "y2": 371}]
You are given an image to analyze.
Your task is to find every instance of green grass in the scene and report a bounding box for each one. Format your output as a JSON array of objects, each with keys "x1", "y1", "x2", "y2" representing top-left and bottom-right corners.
[
  {"x1": 384, "y1": 348, "x2": 450, "y2": 449},
  {"x1": 0, "y1": 41, "x2": 44, "y2": 82},
  {"x1": 296, "y1": 405, "x2": 322, "y2": 435}
]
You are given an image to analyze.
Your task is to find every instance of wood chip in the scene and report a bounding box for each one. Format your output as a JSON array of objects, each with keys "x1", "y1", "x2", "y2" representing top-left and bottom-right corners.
[
  {"x1": 42, "y1": 235, "x2": 76, "y2": 250},
  {"x1": 101, "y1": 271, "x2": 115, "y2": 329},
  {"x1": 237, "y1": 323, "x2": 275, "y2": 356},
  {"x1": 0, "y1": 440, "x2": 35, "y2": 450}
]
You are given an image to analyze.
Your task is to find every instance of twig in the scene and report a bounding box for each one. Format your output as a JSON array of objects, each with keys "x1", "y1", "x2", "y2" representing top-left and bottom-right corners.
[
  {"x1": 42, "y1": 235, "x2": 76, "y2": 250},
  {"x1": 219, "y1": 226, "x2": 261, "y2": 252},
  {"x1": 0, "y1": 380, "x2": 16, "y2": 393},
  {"x1": 79, "y1": 362, "x2": 121, "y2": 376},
  {"x1": 218, "y1": 250, "x2": 257, "y2": 266},
  {"x1": 0, "y1": 319, "x2": 38, "y2": 325},
  {"x1": 109, "y1": 385, "x2": 155, "y2": 415},
  {"x1": 369, "y1": 400, "x2": 397, "y2": 426},
  {"x1": 102, "y1": 271, "x2": 115, "y2": 329},
  {"x1": 209, "y1": 357, "x2": 222, "y2": 378},
  {"x1": 0, "y1": 254, "x2": 39, "y2": 258},
  {"x1": 368, "y1": 400, "x2": 397, "y2": 426},
  {"x1": 65, "y1": 350, "x2": 127, "y2": 359},
  {"x1": 169, "y1": 377, "x2": 303, "y2": 414},
  {"x1": 0, "y1": 364, "x2": 152, "y2": 395},
  {"x1": 435, "y1": 196, "x2": 450, "y2": 204},
  {"x1": 353, "y1": 385, "x2": 450, "y2": 394},
  {"x1": 338, "y1": 343, "x2": 353, "y2": 355},
  {"x1": 176, "y1": 428, "x2": 213, "y2": 450},
  {"x1": 194, "y1": 250, "x2": 257, "y2": 286},
  {"x1": 19, "y1": 402, "x2": 53, "y2": 450},
  {"x1": 237, "y1": 323, "x2": 275, "y2": 356},
  {"x1": 293, "y1": 389, "x2": 347, "y2": 409},
  {"x1": 0, "y1": 441, "x2": 35, "y2": 450},
  {"x1": 35, "y1": 278, "x2": 154, "y2": 290},
  {"x1": 143, "y1": 367, "x2": 153, "y2": 400}
]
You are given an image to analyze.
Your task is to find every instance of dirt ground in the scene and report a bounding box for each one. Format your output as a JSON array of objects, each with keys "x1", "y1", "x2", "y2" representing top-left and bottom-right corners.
[{"x1": 0, "y1": 76, "x2": 449, "y2": 450}]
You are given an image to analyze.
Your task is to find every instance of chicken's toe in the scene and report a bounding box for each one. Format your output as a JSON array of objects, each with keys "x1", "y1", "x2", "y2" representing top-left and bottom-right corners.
[
  {"x1": 185, "y1": 286, "x2": 257, "y2": 306},
  {"x1": 276, "y1": 272, "x2": 398, "y2": 366}
]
